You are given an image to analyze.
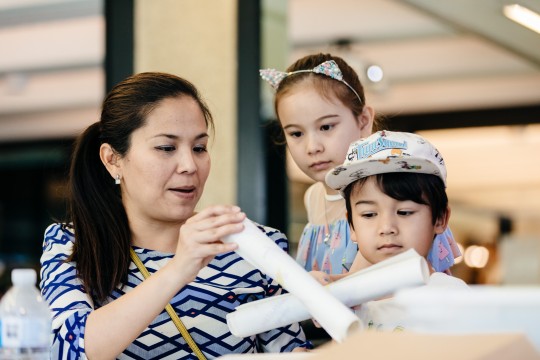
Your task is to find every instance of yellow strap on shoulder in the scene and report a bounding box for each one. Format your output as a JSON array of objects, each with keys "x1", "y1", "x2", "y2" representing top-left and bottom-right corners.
[{"x1": 130, "y1": 248, "x2": 207, "y2": 360}]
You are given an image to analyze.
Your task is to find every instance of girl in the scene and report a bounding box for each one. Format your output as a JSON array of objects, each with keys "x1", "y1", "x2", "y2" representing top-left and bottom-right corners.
[{"x1": 260, "y1": 53, "x2": 376, "y2": 275}]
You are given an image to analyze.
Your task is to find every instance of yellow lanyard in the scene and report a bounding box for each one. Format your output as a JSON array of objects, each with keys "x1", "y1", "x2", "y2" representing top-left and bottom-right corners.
[{"x1": 129, "y1": 248, "x2": 207, "y2": 360}]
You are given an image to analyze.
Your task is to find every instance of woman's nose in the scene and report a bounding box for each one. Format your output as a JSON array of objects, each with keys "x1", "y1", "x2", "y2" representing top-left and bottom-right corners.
[{"x1": 177, "y1": 150, "x2": 197, "y2": 174}]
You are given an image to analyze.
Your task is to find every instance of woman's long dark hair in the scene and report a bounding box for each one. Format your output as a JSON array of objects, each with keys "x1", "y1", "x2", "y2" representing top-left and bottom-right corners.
[{"x1": 67, "y1": 72, "x2": 214, "y2": 302}]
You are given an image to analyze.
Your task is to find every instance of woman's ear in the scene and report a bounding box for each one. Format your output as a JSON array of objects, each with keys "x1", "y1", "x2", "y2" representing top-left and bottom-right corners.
[
  {"x1": 358, "y1": 105, "x2": 375, "y2": 138},
  {"x1": 435, "y1": 206, "x2": 451, "y2": 235},
  {"x1": 100, "y1": 143, "x2": 121, "y2": 180}
]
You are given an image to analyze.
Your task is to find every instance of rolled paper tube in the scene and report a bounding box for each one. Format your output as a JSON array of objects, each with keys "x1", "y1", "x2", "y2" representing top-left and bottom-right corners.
[
  {"x1": 226, "y1": 249, "x2": 429, "y2": 338},
  {"x1": 222, "y1": 219, "x2": 361, "y2": 342}
]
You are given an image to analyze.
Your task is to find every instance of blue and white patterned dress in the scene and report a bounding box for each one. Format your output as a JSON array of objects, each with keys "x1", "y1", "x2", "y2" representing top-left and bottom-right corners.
[
  {"x1": 296, "y1": 183, "x2": 358, "y2": 275},
  {"x1": 40, "y1": 223, "x2": 310, "y2": 359}
]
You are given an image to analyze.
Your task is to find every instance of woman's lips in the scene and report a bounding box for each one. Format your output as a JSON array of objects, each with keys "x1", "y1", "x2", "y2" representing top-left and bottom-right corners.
[{"x1": 170, "y1": 186, "x2": 196, "y2": 199}]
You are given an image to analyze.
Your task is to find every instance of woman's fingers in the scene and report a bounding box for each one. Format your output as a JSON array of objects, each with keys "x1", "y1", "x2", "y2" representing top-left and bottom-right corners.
[
  {"x1": 186, "y1": 222, "x2": 244, "y2": 243},
  {"x1": 185, "y1": 206, "x2": 246, "y2": 241},
  {"x1": 171, "y1": 205, "x2": 247, "y2": 282},
  {"x1": 177, "y1": 205, "x2": 245, "y2": 253},
  {"x1": 187, "y1": 241, "x2": 239, "y2": 260},
  {"x1": 187, "y1": 205, "x2": 243, "y2": 226}
]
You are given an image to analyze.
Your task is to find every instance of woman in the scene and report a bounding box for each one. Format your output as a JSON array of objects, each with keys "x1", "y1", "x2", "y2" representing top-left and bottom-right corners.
[{"x1": 40, "y1": 72, "x2": 309, "y2": 359}]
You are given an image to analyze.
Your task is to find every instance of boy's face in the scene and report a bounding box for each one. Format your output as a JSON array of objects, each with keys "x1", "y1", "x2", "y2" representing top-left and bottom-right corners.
[{"x1": 349, "y1": 177, "x2": 447, "y2": 265}]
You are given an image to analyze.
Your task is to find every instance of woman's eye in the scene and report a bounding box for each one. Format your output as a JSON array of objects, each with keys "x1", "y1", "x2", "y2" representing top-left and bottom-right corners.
[
  {"x1": 287, "y1": 131, "x2": 302, "y2": 138},
  {"x1": 156, "y1": 145, "x2": 176, "y2": 152},
  {"x1": 193, "y1": 145, "x2": 208, "y2": 153}
]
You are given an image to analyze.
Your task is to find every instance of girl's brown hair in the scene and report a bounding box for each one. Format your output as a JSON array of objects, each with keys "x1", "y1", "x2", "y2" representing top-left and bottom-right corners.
[{"x1": 273, "y1": 53, "x2": 383, "y2": 141}]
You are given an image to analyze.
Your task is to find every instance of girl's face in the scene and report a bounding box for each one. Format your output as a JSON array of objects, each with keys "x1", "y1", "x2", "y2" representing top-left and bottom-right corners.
[
  {"x1": 115, "y1": 96, "x2": 211, "y2": 226},
  {"x1": 277, "y1": 83, "x2": 373, "y2": 187},
  {"x1": 349, "y1": 177, "x2": 447, "y2": 266}
]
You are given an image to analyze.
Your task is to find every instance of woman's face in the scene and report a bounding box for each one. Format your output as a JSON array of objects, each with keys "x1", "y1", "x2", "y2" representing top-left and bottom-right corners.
[
  {"x1": 118, "y1": 95, "x2": 211, "y2": 226},
  {"x1": 277, "y1": 83, "x2": 372, "y2": 186}
]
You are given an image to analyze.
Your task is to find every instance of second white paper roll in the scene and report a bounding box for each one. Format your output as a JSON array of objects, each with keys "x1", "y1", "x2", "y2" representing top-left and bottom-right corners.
[
  {"x1": 222, "y1": 219, "x2": 361, "y2": 342},
  {"x1": 227, "y1": 249, "x2": 429, "y2": 338}
]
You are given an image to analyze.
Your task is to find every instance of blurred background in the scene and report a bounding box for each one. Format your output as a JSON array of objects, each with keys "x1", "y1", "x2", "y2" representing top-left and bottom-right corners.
[
  {"x1": 0, "y1": 0, "x2": 539, "y2": 295},
  {"x1": 277, "y1": 0, "x2": 540, "y2": 286}
]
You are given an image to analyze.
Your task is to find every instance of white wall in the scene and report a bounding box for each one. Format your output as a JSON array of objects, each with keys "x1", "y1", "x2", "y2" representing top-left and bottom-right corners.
[{"x1": 135, "y1": 0, "x2": 238, "y2": 208}]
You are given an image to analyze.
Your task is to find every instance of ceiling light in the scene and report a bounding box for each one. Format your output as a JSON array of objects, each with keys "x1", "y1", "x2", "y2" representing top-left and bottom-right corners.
[
  {"x1": 503, "y1": 4, "x2": 540, "y2": 35},
  {"x1": 366, "y1": 64, "x2": 384, "y2": 83}
]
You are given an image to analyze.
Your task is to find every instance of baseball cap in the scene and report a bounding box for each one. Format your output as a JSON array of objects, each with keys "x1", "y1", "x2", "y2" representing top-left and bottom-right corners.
[{"x1": 325, "y1": 130, "x2": 447, "y2": 193}]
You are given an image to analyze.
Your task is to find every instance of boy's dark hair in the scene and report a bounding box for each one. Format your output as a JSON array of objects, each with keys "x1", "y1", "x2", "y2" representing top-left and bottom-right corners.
[{"x1": 343, "y1": 172, "x2": 448, "y2": 228}]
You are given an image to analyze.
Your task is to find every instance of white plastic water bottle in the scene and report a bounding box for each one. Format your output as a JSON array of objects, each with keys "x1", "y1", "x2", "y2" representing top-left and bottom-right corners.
[{"x1": 0, "y1": 269, "x2": 52, "y2": 360}]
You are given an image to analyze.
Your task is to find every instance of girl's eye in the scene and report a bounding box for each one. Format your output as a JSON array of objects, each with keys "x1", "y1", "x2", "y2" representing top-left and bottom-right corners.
[
  {"x1": 156, "y1": 145, "x2": 176, "y2": 152},
  {"x1": 193, "y1": 145, "x2": 208, "y2": 153},
  {"x1": 397, "y1": 210, "x2": 415, "y2": 216},
  {"x1": 320, "y1": 124, "x2": 334, "y2": 131}
]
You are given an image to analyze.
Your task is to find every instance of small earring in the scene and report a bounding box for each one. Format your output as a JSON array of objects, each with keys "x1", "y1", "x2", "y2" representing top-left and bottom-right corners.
[{"x1": 115, "y1": 174, "x2": 121, "y2": 185}]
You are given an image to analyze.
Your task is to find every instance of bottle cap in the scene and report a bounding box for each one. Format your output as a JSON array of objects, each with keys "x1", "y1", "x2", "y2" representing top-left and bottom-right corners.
[{"x1": 11, "y1": 268, "x2": 37, "y2": 286}]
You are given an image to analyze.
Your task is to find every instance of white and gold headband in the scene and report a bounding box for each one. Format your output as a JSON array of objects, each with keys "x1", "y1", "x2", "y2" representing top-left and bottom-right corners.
[{"x1": 259, "y1": 60, "x2": 362, "y2": 104}]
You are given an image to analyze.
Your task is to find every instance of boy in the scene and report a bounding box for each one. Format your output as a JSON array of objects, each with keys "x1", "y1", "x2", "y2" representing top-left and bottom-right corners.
[{"x1": 324, "y1": 130, "x2": 467, "y2": 330}]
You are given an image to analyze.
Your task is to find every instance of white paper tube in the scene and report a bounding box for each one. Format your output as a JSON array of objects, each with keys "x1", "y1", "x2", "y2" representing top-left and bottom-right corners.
[
  {"x1": 222, "y1": 219, "x2": 361, "y2": 342},
  {"x1": 227, "y1": 249, "x2": 429, "y2": 338}
]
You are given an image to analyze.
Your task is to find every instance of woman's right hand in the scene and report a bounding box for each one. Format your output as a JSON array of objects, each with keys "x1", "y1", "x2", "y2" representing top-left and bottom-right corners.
[{"x1": 171, "y1": 205, "x2": 246, "y2": 283}]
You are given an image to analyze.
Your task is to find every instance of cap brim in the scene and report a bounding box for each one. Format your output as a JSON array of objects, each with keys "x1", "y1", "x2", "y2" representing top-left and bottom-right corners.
[{"x1": 325, "y1": 157, "x2": 444, "y2": 191}]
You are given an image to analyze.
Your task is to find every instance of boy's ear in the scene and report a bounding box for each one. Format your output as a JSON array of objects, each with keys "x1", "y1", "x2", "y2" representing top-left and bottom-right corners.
[
  {"x1": 358, "y1": 105, "x2": 375, "y2": 138},
  {"x1": 434, "y1": 206, "x2": 451, "y2": 235},
  {"x1": 349, "y1": 222, "x2": 358, "y2": 243}
]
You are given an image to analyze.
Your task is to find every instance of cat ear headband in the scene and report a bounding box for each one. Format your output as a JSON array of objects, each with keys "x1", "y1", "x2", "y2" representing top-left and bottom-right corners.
[{"x1": 259, "y1": 60, "x2": 362, "y2": 104}]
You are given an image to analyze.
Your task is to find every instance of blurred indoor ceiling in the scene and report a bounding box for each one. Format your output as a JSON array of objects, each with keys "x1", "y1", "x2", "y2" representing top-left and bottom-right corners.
[
  {"x1": 288, "y1": 0, "x2": 540, "y2": 115},
  {"x1": 287, "y1": 0, "x2": 540, "y2": 231},
  {"x1": 0, "y1": 0, "x2": 105, "y2": 141},
  {"x1": 0, "y1": 0, "x2": 539, "y2": 230}
]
